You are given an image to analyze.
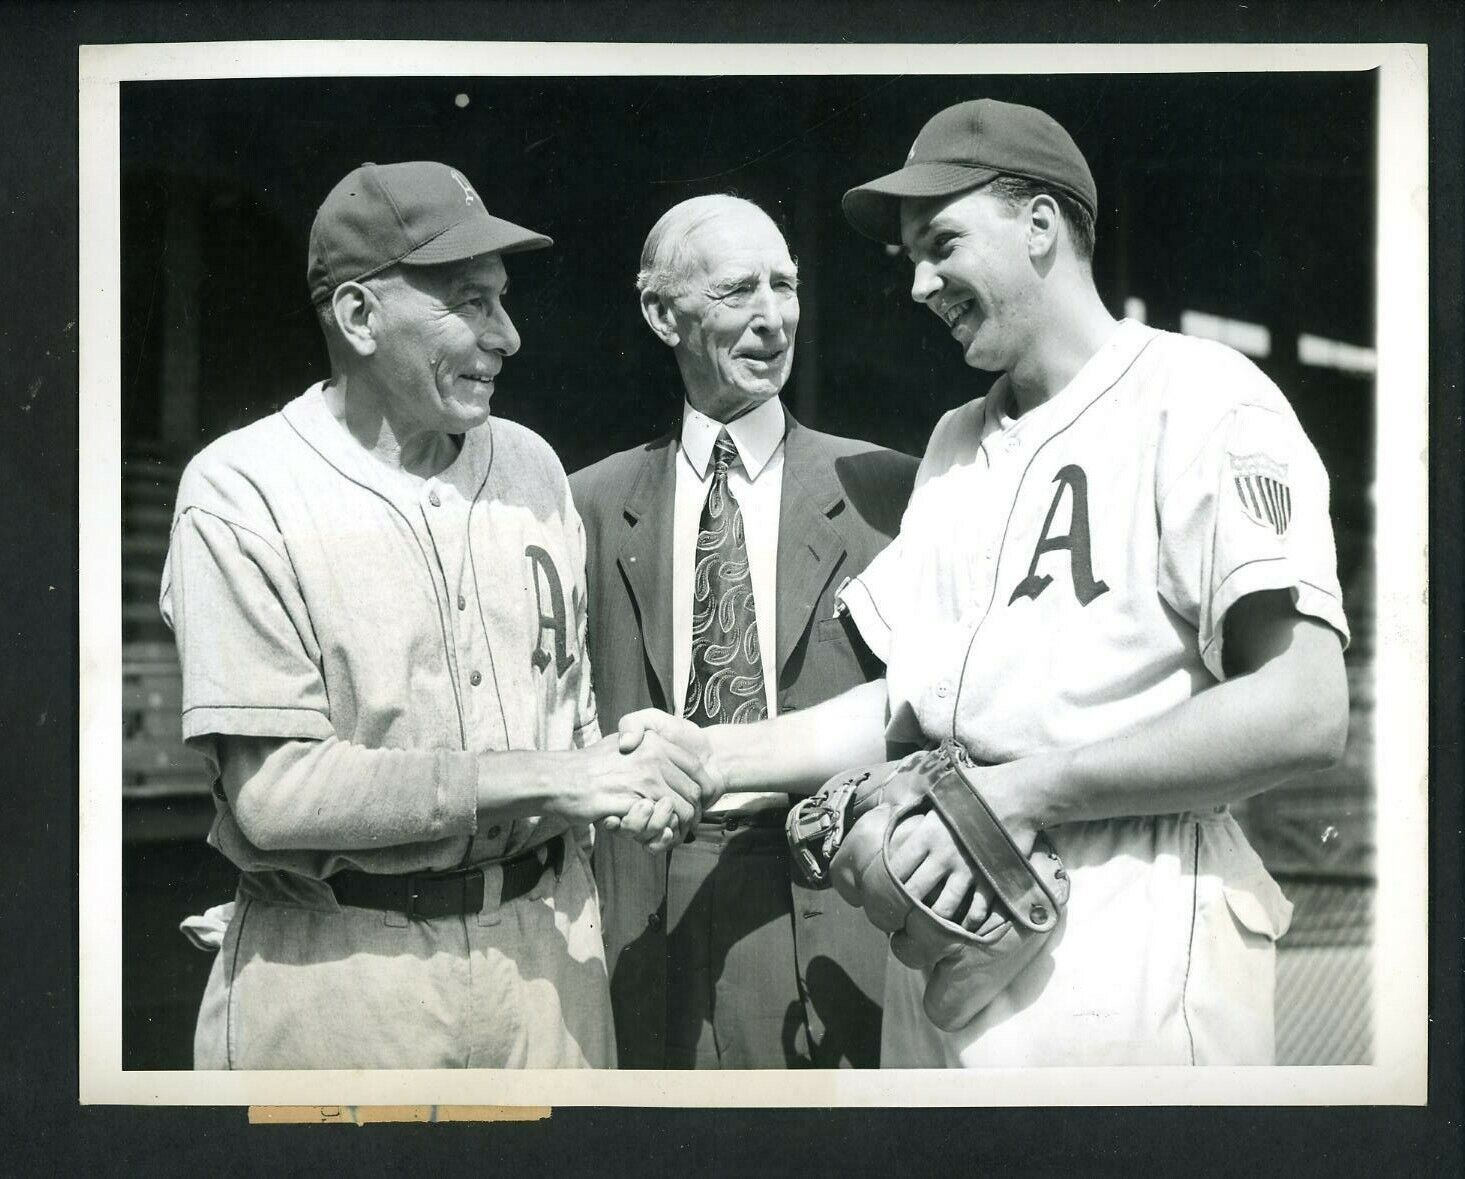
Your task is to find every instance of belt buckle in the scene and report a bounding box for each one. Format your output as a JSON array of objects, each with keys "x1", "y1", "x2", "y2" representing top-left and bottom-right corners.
[
  {"x1": 403, "y1": 869, "x2": 485, "y2": 921},
  {"x1": 403, "y1": 874, "x2": 435, "y2": 923}
]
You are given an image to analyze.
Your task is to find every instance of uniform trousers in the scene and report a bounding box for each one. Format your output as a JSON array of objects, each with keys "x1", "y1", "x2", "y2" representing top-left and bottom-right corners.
[
  {"x1": 881, "y1": 810, "x2": 1290, "y2": 1067},
  {"x1": 193, "y1": 838, "x2": 614, "y2": 1070}
]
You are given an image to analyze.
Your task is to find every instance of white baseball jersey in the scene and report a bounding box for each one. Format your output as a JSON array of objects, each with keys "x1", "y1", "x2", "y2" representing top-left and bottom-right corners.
[
  {"x1": 162, "y1": 383, "x2": 613, "y2": 1068},
  {"x1": 839, "y1": 319, "x2": 1349, "y2": 1066}
]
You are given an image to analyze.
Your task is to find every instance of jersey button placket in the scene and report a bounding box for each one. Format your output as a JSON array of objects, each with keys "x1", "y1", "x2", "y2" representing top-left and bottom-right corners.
[{"x1": 417, "y1": 482, "x2": 466, "y2": 713}]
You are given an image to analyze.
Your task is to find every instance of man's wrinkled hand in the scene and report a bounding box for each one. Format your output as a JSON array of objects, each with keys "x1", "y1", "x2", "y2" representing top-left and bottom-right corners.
[
  {"x1": 599, "y1": 798, "x2": 682, "y2": 852},
  {"x1": 563, "y1": 731, "x2": 712, "y2": 847},
  {"x1": 616, "y1": 708, "x2": 725, "y2": 810}
]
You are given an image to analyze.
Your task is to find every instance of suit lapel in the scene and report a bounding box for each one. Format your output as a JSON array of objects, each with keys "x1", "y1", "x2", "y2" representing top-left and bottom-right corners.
[
  {"x1": 616, "y1": 437, "x2": 678, "y2": 709},
  {"x1": 776, "y1": 414, "x2": 848, "y2": 684}
]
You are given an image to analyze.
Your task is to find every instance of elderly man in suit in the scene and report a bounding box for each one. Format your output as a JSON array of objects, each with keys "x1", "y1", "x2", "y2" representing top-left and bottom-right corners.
[{"x1": 571, "y1": 194, "x2": 917, "y2": 1069}]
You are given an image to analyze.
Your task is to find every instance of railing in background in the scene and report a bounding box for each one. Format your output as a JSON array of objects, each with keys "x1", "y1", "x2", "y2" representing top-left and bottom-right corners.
[
  {"x1": 122, "y1": 445, "x2": 212, "y2": 800},
  {"x1": 1235, "y1": 549, "x2": 1375, "y2": 1064}
]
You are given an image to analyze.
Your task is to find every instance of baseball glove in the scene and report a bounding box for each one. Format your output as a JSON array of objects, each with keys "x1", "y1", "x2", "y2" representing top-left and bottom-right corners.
[{"x1": 785, "y1": 741, "x2": 1069, "y2": 1032}]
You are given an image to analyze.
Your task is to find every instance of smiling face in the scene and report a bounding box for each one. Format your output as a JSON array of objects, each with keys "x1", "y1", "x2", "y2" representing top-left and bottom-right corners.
[
  {"x1": 664, "y1": 205, "x2": 800, "y2": 421},
  {"x1": 364, "y1": 253, "x2": 521, "y2": 435},
  {"x1": 899, "y1": 186, "x2": 1038, "y2": 374}
]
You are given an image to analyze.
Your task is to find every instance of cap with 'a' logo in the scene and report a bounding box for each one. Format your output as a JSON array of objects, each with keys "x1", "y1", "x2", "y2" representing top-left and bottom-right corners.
[
  {"x1": 842, "y1": 99, "x2": 1097, "y2": 245},
  {"x1": 307, "y1": 160, "x2": 553, "y2": 304}
]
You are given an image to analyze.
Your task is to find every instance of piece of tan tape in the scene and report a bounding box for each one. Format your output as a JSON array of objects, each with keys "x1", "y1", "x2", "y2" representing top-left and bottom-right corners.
[{"x1": 249, "y1": 1105, "x2": 552, "y2": 1125}]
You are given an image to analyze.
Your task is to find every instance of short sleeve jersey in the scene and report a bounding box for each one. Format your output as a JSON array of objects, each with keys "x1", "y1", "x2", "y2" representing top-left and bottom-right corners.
[
  {"x1": 160, "y1": 384, "x2": 599, "y2": 877},
  {"x1": 840, "y1": 320, "x2": 1349, "y2": 761}
]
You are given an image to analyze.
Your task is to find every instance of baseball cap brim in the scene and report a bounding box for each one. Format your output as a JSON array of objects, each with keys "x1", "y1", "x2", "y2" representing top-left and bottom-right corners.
[
  {"x1": 399, "y1": 212, "x2": 553, "y2": 266},
  {"x1": 842, "y1": 162, "x2": 1001, "y2": 245}
]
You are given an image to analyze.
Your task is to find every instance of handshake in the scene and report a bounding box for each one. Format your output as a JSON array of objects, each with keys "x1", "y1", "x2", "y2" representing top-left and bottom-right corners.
[{"x1": 565, "y1": 710, "x2": 724, "y2": 853}]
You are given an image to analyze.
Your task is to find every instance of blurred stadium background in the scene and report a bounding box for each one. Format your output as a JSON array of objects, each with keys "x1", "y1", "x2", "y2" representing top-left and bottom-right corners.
[{"x1": 118, "y1": 72, "x2": 1376, "y2": 1069}]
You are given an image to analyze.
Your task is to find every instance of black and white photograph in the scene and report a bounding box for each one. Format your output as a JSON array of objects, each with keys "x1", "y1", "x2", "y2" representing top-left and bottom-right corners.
[{"x1": 77, "y1": 40, "x2": 1428, "y2": 1107}]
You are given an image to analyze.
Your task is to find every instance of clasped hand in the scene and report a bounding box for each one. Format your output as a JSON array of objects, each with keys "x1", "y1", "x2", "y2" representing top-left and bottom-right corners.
[{"x1": 578, "y1": 711, "x2": 723, "y2": 853}]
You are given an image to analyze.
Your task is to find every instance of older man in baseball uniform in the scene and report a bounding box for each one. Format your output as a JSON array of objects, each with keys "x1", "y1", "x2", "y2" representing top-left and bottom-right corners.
[
  {"x1": 162, "y1": 161, "x2": 704, "y2": 1070},
  {"x1": 621, "y1": 100, "x2": 1350, "y2": 1067}
]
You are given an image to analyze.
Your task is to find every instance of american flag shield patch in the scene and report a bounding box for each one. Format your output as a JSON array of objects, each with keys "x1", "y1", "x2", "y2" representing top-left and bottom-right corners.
[{"x1": 1230, "y1": 452, "x2": 1292, "y2": 536}]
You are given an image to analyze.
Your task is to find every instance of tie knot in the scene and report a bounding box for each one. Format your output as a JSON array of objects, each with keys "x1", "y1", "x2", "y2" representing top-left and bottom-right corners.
[{"x1": 713, "y1": 430, "x2": 738, "y2": 473}]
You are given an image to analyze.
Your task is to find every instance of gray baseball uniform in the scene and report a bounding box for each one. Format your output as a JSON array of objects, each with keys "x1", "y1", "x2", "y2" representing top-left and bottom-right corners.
[{"x1": 163, "y1": 383, "x2": 613, "y2": 1068}]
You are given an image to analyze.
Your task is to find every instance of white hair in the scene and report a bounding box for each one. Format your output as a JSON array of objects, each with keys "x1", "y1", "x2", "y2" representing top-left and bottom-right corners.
[{"x1": 636, "y1": 194, "x2": 781, "y2": 299}]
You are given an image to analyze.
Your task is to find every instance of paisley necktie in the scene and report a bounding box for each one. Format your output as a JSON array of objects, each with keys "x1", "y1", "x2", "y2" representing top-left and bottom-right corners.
[{"x1": 683, "y1": 430, "x2": 767, "y2": 726}]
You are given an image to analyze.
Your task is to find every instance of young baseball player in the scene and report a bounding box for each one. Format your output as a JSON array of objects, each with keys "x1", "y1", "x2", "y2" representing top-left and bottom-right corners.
[
  {"x1": 163, "y1": 161, "x2": 706, "y2": 1069},
  {"x1": 620, "y1": 99, "x2": 1350, "y2": 1066}
]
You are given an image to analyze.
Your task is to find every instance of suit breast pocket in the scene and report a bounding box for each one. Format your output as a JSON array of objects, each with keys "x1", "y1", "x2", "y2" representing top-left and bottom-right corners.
[{"x1": 817, "y1": 614, "x2": 857, "y2": 645}]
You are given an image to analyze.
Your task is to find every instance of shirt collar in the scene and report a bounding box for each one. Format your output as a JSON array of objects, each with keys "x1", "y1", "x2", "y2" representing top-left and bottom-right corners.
[
  {"x1": 986, "y1": 318, "x2": 1153, "y2": 436},
  {"x1": 680, "y1": 396, "x2": 787, "y2": 480},
  {"x1": 282, "y1": 382, "x2": 495, "y2": 507}
]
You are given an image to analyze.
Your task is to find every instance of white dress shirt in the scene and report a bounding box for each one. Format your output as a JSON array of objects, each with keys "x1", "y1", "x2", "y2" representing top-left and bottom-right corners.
[{"x1": 673, "y1": 396, "x2": 787, "y2": 813}]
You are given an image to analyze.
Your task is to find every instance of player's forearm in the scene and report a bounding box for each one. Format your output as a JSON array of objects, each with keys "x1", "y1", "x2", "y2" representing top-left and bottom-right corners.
[
  {"x1": 221, "y1": 735, "x2": 480, "y2": 851},
  {"x1": 707, "y1": 679, "x2": 890, "y2": 795},
  {"x1": 221, "y1": 736, "x2": 585, "y2": 851},
  {"x1": 1021, "y1": 627, "x2": 1348, "y2": 829},
  {"x1": 472, "y1": 747, "x2": 619, "y2": 823}
]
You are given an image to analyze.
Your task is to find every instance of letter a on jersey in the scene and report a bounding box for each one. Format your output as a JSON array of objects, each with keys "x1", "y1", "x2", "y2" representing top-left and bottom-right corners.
[
  {"x1": 525, "y1": 545, "x2": 574, "y2": 676},
  {"x1": 1008, "y1": 464, "x2": 1110, "y2": 607}
]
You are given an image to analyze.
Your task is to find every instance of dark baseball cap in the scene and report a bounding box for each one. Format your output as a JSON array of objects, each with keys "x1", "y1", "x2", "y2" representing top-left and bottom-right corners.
[
  {"x1": 307, "y1": 161, "x2": 553, "y2": 304},
  {"x1": 842, "y1": 99, "x2": 1096, "y2": 245}
]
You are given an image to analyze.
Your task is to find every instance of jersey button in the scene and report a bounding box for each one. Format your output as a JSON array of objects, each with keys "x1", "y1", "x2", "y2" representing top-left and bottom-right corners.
[
  {"x1": 470, "y1": 670, "x2": 483, "y2": 686},
  {"x1": 647, "y1": 911, "x2": 663, "y2": 930},
  {"x1": 935, "y1": 682, "x2": 951, "y2": 698},
  {"x1": 428, "y1": 490, "x2": 441, "y2": 507},
  {"x1": 457, "y1": 594, "x2": 466, "y2": 611}
]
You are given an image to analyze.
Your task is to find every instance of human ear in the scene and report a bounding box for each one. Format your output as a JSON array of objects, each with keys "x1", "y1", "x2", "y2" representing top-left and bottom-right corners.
[
  {"x1": 332, "y1": 282, "x2": 379, "y2": 358},
  {"x1": 640, "y1": 288, "x2": 681, "y2": 347},
  {"x1": 1026, "y1": 195, "x2": 1061, "y2": 259}
]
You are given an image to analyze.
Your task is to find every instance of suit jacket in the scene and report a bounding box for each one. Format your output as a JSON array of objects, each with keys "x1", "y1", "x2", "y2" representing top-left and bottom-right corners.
[{"x1": 569, "y1": 406, "x2": 918, "y2": 1068}]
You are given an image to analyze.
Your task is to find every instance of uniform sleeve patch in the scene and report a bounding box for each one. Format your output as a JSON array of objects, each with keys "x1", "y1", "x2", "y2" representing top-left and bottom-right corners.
[{"x1": 1229, "y1": 451, "x2": 1292, "y2": 536}]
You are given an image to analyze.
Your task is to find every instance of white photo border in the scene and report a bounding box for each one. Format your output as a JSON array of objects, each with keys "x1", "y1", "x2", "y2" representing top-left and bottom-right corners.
[{"x1": 78, "y1": 39, "x2": 1429, "y2": 1107}]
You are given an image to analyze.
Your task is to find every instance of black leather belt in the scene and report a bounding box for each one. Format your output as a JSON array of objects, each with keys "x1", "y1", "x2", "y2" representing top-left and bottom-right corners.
[{"x1": 328, "y1": 835, "x2": 565, "y2": 920}]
